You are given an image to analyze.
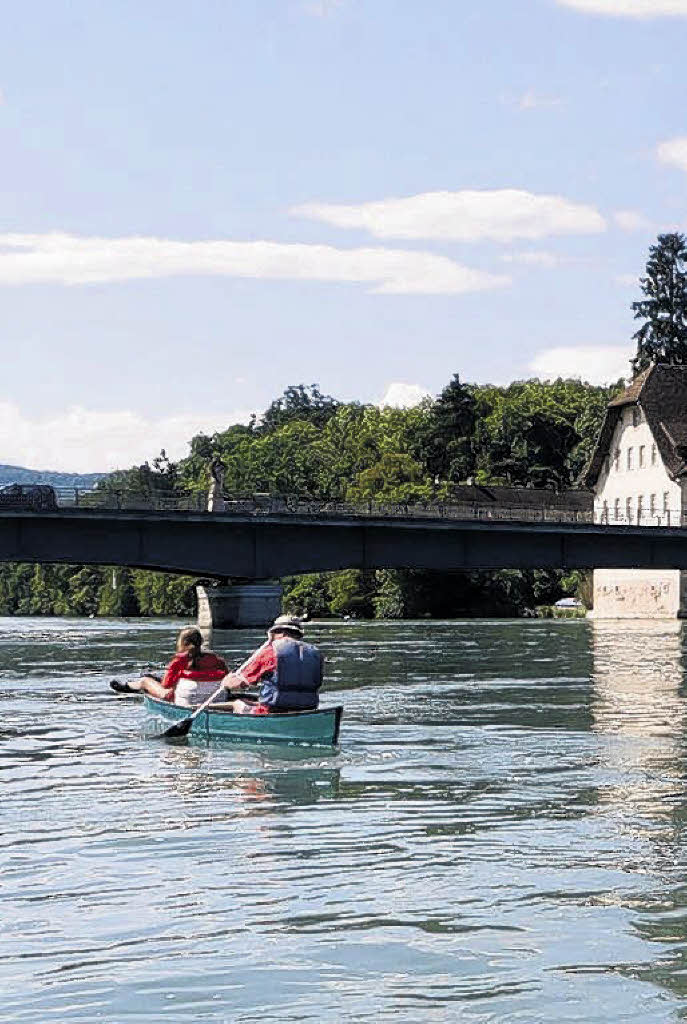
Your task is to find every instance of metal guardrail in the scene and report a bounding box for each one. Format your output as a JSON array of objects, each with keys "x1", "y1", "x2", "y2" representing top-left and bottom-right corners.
[
  {"x1": 53, "y1": 487, "x2": 207, "y2": 512},
  {"x1": 2, "y1": 485, "x2": 682, "y2": 527},
  {"x1": 48, "y1": 487, "x2": 595, "y2": 521}
]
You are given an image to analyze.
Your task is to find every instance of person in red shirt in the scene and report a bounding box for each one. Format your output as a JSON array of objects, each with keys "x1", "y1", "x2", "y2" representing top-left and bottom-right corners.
[
  {"x1": 223, "y1": 615, "x2": 323, "y2": 715},
  {"x1": 109, "y1": 627, "x2": 228, "y2": 704}
]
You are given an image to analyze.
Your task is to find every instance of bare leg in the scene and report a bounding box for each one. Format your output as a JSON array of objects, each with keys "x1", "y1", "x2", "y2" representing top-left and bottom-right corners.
[{"x1": 119, "y1": 675, "x2": 169, "y2": 699}]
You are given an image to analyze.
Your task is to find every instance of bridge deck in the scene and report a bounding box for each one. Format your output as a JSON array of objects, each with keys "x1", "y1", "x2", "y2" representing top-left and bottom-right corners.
[{"x1": 1, "y1": 507, "x2": 686, "y2": 576}]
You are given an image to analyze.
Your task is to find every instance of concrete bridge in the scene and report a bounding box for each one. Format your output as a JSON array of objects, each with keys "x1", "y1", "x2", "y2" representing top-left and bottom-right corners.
[
  {"x1": 4, "y1": 506, "x2": 687, "y2": 625},
  {"x1": 4, "y1": 505, "x2": 687, "y2": 575}
]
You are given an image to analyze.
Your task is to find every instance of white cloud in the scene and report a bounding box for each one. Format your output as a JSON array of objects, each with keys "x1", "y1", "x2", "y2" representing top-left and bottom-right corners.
[
  {"x1": 613, "y1": 209, "x2": 651, "y2": 231},
  {"x1": 657, "y1": 136, "x2": 687, "y2": 172},
  {"x1": 555, "y1": 0, "x2": 687, "y2": 16},
  {"x1": 530, "y1": 345, "x2": 630, "y2": 384},
  {"x1": 516, "y1": 90, "x2": 563, "y2": 110},
  {"x1": 379, "y1": 382, "x2": 432, "y2": 408},
  {"x1": 0, "y1": 232, "x2": 509, "y2": 296},
  {"x1": 501, "y1": 250, "x2": 568, "y2": 267},
  {"x1": 0, "y1": 401, "x2": 255, "y2": 473},
  {"x1": 293, "y1": 189, "x2": 606, "y2": 242}
]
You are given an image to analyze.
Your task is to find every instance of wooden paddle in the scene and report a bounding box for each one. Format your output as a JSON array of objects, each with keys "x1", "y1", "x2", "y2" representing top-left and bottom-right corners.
[{"x1": 160, "y1": 642, "x2": 269, "y2": 739}]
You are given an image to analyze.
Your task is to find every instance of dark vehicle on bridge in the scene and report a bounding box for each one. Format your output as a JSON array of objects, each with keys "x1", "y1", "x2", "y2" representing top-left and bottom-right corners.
[{"x1": 0, "y1": 484, "x2": 58, "y2": 511}]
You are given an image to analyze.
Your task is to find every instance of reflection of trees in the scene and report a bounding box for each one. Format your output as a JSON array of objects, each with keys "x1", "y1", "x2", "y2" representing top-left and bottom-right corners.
[{"x1": 591, "y1": 620, "x2": 687, "y2": 1000}]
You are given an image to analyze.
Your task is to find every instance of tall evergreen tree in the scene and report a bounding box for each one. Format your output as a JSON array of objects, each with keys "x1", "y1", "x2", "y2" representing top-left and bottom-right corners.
[
  {"x1": 416, "y1": 373, "x2": 476, "y2": 482},
  {"x1": 632, "y1": 232, "x2": 687, "y2": 373}
]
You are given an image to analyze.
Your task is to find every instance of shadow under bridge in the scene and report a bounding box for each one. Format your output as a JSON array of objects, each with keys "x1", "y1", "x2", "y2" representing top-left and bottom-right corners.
[{"x1": 3, "y1": 508, "x2": 687, "y2": 577}]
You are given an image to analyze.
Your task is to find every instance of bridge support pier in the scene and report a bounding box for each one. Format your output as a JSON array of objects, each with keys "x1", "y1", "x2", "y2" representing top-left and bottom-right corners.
[
  {"x1": 591, "y1": 569, "x2": 687, "y2": 618},
  {"x1": 196, "y1": 582, "x2": 283, "y2": 630}
]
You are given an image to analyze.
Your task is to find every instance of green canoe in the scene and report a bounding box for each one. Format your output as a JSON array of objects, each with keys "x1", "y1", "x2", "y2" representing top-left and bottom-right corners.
[{"x1": 143, "y1": 695, "x2": 343, "y2": 747}]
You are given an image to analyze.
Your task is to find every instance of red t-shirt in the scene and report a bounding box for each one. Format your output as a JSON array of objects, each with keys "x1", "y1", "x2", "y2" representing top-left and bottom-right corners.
[
  {"x1": 161, "y1": 651, "x2": 228, "y2": 697},
  {"x1": 235, "y1": 644, "x2": 277, "y2": 686}
]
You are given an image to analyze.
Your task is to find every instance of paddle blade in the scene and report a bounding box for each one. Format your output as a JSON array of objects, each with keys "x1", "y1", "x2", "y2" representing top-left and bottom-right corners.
[{"x1": 160, "y1": 717, "x2": 193, "y2": 739}]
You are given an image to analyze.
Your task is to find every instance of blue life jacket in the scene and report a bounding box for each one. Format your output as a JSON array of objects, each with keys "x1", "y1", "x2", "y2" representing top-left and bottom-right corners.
[{"x1": 259, "y1": 638, "x2": 323, "y2": 710}]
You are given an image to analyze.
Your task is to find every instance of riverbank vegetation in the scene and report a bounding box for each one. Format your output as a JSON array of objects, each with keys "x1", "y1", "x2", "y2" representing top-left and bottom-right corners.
[{"x1": 0, "y1": 372, "x2": 617, "y2": 619}]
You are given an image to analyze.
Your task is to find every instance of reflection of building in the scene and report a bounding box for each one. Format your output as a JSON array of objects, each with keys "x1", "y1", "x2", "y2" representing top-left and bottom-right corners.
[
  {"x1": 592, "y1": 619, "x2": 684, "y2": 735},
  {"x1": 584, "y1": 365, "x2": 687, "y2": 617},
  {"x1": 591, "y1": 620, "x2": 687, "y2": 999},
  {"x1": 591, "y1": 619, "x2": 685, "y2": 817}
]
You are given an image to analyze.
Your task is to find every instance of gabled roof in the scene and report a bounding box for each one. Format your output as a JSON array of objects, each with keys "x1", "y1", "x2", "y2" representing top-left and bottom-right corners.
[
  {"x1": 583, "y1": 363, "x2": 687, "y2": 486},
  {"x1": 607, "y1": 364, "x2": 653, "y2": 407}
]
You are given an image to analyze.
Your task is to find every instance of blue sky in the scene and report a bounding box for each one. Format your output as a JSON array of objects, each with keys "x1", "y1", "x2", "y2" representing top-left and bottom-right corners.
[{"x1": 3, "y1": 0, "x2": 687, "y2": 470}]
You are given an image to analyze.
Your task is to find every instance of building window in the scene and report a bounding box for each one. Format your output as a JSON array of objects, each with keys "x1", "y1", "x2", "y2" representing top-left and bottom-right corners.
[
  {"x1": 650, "y1": 493, "x2": 657, "y2": 516},
  {"x1": 626, "y1": 496, "x2": 633, "y2": 523},
  {"x1": 627, "y1": 447, "x2": 634, "y2": 470},
  {"x1": 633, "y1": 407, "x2": 641, "y2": 427},
  {"x1": 602, "y1": 499, "x2": 608, "y2": 522},
  {"x1": 614, "y1": 498, "x2": 620, "y2": 520},
  {"x1": 614, "y1": 449, "x2": 620, "y2": 471},
  {"x1": 664, "y1": 492, "x2": 670, "y2": 513},
  {"x1": 651, "y1": 443, "x2": 657, "y2": 466},
  {"x1": 637, "y1": 494, "x2": 644, "y2": 521},
  {"x1": 639, "y1": 445, "x2": 645, "y2": 468}
]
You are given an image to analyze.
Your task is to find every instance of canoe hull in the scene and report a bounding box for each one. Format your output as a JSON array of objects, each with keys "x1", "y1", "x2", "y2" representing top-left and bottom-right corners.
[{"x1": 143, "y1": 695, "x2": 343, "y2": 747}]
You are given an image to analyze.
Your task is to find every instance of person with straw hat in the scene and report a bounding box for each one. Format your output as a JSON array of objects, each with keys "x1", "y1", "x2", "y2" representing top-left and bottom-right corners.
[{"x1": 223, "y1": 615, "x2": 323, "y2": 715}]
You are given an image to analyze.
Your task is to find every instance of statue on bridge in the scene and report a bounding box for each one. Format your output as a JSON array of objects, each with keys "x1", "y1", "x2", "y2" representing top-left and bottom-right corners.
[{"x1": 207, "y1": 455, "x2": 227, "y2": 513}]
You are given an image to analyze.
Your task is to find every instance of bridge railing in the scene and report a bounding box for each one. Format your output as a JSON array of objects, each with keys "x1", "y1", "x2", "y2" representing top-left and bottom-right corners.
[
  {"x1": 43, "y1": 487, "x2": 596, "y2": 524},
  {"x1": 53, "y1": 487, "x2": 207, "y2": 512},
  {"x1": 14, "y1": 487, "x2": 685, "y2": 527}
]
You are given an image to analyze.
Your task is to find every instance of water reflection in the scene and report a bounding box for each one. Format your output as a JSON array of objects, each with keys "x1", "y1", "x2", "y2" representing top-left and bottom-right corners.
[
  {"x1": 592, "y1": 619, "x2": 685, "y2": 738},
  {"x1": 591, "y1": 618, "x2": 687, "y2": 830},
  {"x1": 591, "y1": 620, "x2": 687, "y2": 1000},
  {"x1": 155, "y1": 743, "x2": 341, "y2": 810},
  {"x1": 9, "y1": 617, "x2": 687, "y2": 1020}
]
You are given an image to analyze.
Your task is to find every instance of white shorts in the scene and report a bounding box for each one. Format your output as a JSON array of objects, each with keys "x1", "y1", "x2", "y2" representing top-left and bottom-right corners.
[{"x1": 174, "y1": 679, "x2": 226, "y2": 707}]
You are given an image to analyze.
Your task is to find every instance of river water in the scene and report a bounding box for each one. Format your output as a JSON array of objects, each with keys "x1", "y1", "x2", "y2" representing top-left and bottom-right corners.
[{"x1": 2, "y1": 617, "x2": 687, "y2": 1022}]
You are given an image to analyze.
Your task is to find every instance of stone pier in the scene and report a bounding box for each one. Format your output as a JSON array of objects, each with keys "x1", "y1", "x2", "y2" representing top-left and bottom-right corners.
[
  {"x1": 591, "y1": 569, "x2": 687, "y2": 618},
  {"x1": 196, "y1": 582, "x2": 283, "y2": 629}
]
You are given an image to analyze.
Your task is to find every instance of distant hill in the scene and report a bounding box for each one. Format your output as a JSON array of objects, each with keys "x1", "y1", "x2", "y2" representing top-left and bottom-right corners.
[{"x1": 0, "y1": 464, "x2": 106, "y2": 489}]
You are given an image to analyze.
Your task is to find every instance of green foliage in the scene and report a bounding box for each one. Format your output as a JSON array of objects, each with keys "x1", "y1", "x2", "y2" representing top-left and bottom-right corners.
[
  {"x1": 633, "y1": 233, "x2": 687, "y2": 373},
  {"x1": 259, "y1": 384, "x2": 339, "y2": 435},
  {"x1": 97, "y1": 569, "x2": 138, "y2": 616},
  {"x1": 560, "y1": 569, "x2": 593, "y2": 608},
  {"x1": 282, "y1": 574, "x2": 331, "y2": 617},
  {"x1": 131, "y1": 571, "x2": 197, "y2": 616},
  {"x1": 1, "y1": 371, "x2": 611, "y2": 620},
  {"x1": 0, "y1": 563, "x2": 196, "y2": 617},
  {"x1": 415, "y1": 374, "x2": 476, "y2": 482},
  {"x1": 372, "y1": 570, "x2": 409, "y2": 619},
  {"x1": 348, "y1": 453, "x2": 431, "y2": 503},
  {"x1": 473, "y1": 378, "x2": 613, "y2": 490},
  {"x1": 327, "y1": 570, "x2": 376, "y2": 618}
]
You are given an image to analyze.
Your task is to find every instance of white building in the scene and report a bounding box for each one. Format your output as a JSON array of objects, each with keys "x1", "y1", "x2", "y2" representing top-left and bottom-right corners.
[{"x1": 584, "y1": 364, "x2": 687, "y2": 618}]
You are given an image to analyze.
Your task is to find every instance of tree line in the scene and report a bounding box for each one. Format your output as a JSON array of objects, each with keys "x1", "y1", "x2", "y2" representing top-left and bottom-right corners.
[{"x1": 0, "y1": 374, "x2": 617, "y2": 619}]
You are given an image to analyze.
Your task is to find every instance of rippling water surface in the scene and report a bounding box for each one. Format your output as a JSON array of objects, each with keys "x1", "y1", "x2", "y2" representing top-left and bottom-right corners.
[{"x1": 3, "y1": 616, "x2": 687, "y2": 1021}]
